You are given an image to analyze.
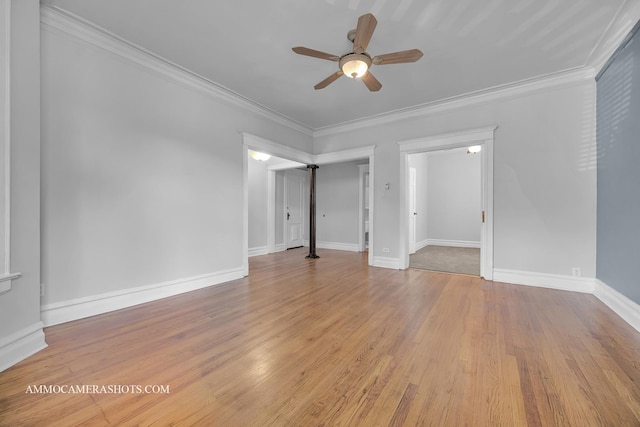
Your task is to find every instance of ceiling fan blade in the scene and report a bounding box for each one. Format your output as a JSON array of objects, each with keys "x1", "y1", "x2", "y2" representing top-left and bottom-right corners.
[
  {"x1": 361, "y1": 71, "x2": 382, "y2": 92},
  {"x1": 372, "y1": 49, "x2": 424, "y2": 65},
  {"x1": 292, "y1": 46, "x2": 340, "y2": 61},
  {"x1": 353, "y1": 13, "x2": 377, "y2": 54},
  {"x1": 314, "y1": 71, "x2": 344, "y2": 90}
]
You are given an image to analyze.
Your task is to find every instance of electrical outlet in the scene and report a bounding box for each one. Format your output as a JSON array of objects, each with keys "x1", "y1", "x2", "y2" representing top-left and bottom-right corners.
[
  {"x1": 571, "y1": 268, "x2": 581, "y2": 277},
  {"x1": 40, "y1": 283, "x2": 45, "y2": 297},
  {"x1": 383, "y1": 248, "x2": 390, "y2": 253}
]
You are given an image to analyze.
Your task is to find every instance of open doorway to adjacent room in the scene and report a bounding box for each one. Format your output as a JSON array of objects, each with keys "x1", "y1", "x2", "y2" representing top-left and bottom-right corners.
[
  {"x1": 247, "y1": 150, "x2": 308, "y2": 257},
  {"x1": 242, "y1": 132, "x2": 376, "y2": 274},
  {"x1": 407, "y1": 148, "x2": 481, "y2": 276},
  {"x1": 398, "y1": 126, "x2": 495, "y2": 280}
]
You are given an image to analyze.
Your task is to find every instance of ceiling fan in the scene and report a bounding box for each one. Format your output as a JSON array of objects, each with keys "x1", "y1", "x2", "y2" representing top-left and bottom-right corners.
[{"x1": 292, "y1": 13, "x2": 423, "y2": 92}]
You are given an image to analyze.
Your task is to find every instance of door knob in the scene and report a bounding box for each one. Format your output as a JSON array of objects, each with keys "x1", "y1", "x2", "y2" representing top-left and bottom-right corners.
[{"x1": 287, "y1": 212, "x2": 290, "y2": 220}]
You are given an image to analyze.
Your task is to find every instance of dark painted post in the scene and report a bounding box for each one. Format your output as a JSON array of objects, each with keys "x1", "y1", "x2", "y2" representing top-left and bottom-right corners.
[{"x1": 306, "y1": 164, "x2": 320, "y2": 259}]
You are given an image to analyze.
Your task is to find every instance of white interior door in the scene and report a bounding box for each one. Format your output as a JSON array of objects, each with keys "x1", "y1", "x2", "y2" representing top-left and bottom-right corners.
[
  {"x1": 285, "y1": 170, "x2": 304, "y2": 249},
  {"x1": 409, "y1": 167, "x2": 417, "y2": 254}
]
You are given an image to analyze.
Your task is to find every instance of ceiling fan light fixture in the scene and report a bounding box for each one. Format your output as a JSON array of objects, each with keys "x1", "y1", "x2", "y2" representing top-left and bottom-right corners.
[{"x1": 339, "y1": 53, "x2": 371, "y2": 78}]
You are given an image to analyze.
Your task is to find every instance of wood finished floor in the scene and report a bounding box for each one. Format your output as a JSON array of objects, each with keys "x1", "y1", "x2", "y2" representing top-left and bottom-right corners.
[{"x1": 1, "y1": 248, "x2": 640, "y2": 426}]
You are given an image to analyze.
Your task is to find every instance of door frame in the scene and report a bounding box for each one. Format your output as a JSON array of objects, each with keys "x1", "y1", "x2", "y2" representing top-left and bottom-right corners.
[
  {"x1": 397, "y1": 126, "x2": 496, "y2": 279},
  {"x1": 357, "y1": 164, "x2": 369, "y2": 252}
]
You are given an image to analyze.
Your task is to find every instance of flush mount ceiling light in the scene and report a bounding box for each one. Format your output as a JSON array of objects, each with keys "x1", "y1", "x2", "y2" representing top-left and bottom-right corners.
[
  {"x1": 467, "y1": 145, "x2": 482, "y2": 154},
  {"x1": 292, "y1": 13, "x2": 423, "y2": 91},
  {"x1": 249, "y1": 150, "x2": 271, "y2": 161}
]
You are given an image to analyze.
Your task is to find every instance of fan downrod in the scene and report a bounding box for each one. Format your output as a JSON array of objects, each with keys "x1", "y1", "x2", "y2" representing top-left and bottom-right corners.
[{"x1": 347, "y1": 29, "x2": 357, "y2": 43}]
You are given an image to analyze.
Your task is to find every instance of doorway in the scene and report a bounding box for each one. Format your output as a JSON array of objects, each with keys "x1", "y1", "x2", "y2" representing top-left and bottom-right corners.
[
  {"x1": 407, "y1": 148, "x2": 481, "y2": 275},
  {"x1": 242, "y1": 132, "x2": 377, "y2": 273},
  {"x1": 398, "y1": 126, "x2": 495, "y2": 280}
]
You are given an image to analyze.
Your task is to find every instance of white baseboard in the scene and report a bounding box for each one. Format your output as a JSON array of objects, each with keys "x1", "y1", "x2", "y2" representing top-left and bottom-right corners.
[
  {"x1": 493, "y1": 268, "x2": 595, "y2": 293},
  {"x1": 373, "y1": 256, "x2": 401, "y2": 269},
  {"x1": 275, "y1": 243, "x2": 286, "y2": 252},
  {"x1": 594, "y1": 279, "x2": 640, "y2": 333},
  {"x1": 248, "y1": 246, "x2": 268, "y2": 257},
  {"x1": 301, "y1": 240, "x2": 360, "y2": 252},
  {"x1": 426, "y1": 239, "x2": 481, "y2": 248},
  {"x1": 0, "y1": 322, "x2": 47, "y2": 373},
  {"x1": 41, "y1": 268, "x2": 245, "y2": 327},
  {"x1": 416, "y1": 239, "x2": 429, "y2": 251},
  {"x1": 316, "y1": 241, "x2": 360, "y2": 252}
]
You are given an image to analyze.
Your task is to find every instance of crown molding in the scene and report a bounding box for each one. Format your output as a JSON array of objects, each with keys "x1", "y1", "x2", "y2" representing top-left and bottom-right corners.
[
  {"x1": 588, "y1": 0, "x2": 640, "y2": 77},
  {"x1": 313, "y1": 67, "x2": 595, "y2": 138},
  {"x1": 39, "y1": 6, "x2": 314, "y2": 137}
]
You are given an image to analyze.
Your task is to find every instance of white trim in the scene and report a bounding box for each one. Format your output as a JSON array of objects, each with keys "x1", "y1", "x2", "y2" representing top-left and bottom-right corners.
[
  {"x1": 367, "y1": 154, "x2": 375, "y2": 267},
  {"x1": 0, "y1": 272, "x2": 20, "y2": 282},
  {"x1": 314, "y1": 68, "x2": 594, "y2": 137},
  {"x1": 40, "y1": 6, "x2": 313, "y2": 137},
  {"x1": 373, "y1": 256, "x2": 401, "y2": 270},
  {"x1": 0, "y1": 272, "x2": 20, "y2": 294},
  {"x1": 248, "y1": 246, "x2": 269, "y2": 257},
  {"x1": 0, "y1": 322, "x2": 47, "y2": 373},
  {"x1": 41, "y1": 268, "x2": 244, "y2": 327},
  {"x1": 242, "y1": 138, "x2": 249, "y2": 276},
  {"x1": 274, "y1": 243, "x2": 286, "y2": 252},
  {"x1": 398, "y1": 127, "x2": 497, "y2": 153},
  {"x1": 426, "y1": 239, "x2": 481, "y2": 248},
  {"x1": 594, "y1": 279, "x2": 640, "y2": 333},
  {"x1": 416, "y1": 239, "x2": 429, "y2": 251},
  {"x1": 314, "y1": 146, "x2": 377, "y2": 165},
  {"x1": 267, "y1": 159, "x2": 306, "y2": 171},
  {"x1": 316, "y1": 241, "x2": 360, "y2": 252},
  {"x1": 588, "y1": 0, "x2": 640, "y2": 75},
  {"x1": 480, "y1": 135, "x2": 494, "y2": 281},
  {"x1": 2, "y1": 0, "x2": 9, "y2": 274},
  {"x1": 0, "y1": 0, "x2": 19, "y2": 294},
  {"x1": 357, "y1": 164, "x2": 369, "y2": 253},
  {"x1": 493, "y1": 269, "x2": 595, "y2": 294},
  {"x1": 398, "y1": 126, "x2": 495, "y2": 280}
]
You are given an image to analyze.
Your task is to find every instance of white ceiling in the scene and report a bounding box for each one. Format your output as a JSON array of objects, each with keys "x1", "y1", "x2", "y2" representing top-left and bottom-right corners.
[{"x1": 46, "y1": 0, "x2": 627, "y2": 130}]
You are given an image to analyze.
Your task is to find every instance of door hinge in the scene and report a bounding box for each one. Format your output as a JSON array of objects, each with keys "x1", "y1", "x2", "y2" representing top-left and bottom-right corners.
[{"x1": 482, "y1": 210, "x2": 485, "y2": 223}]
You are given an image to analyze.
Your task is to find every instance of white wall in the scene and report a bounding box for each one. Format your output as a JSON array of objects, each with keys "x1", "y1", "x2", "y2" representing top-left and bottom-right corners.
[
  {"x1": 426, "y1": 148, "x2": 481, "y2": 245},
  {"x1": 0, "y1": 0, "x2": 46, "y2": 372},
  {"x1": 40, "y1": 13, "x2": 312, "y2": 322},
  {"x1": 314, "y1": 78, "x2": 597, "y2": 278},
  {"x1": 315, "y1": 161, "x2": 361, "y2": 250}
]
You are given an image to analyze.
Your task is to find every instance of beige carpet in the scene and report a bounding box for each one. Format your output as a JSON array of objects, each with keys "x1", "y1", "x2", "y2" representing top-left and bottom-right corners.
[{"x1": 410, "y1": 245, "x2": 480, "y2": 276}]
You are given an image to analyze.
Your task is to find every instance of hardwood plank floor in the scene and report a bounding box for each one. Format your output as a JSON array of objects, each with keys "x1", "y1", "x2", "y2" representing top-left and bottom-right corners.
[{"x1": 1, "y1": 248, "x2": 639, "y2": 426}]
